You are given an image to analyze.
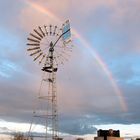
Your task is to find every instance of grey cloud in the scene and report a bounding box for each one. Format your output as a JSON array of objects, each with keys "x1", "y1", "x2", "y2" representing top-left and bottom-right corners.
[
  {"x1": 59, "y1": 117, "x2": 97, "y2": 135},
  {"x1": 0, "y1": 0, "x2": 140, "y2": 136},
  {"x1": 0, "y1": 0, "x2": 24, "y2": 27}
]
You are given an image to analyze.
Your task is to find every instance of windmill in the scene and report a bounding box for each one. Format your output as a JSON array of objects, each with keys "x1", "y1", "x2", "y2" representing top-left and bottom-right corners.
[{"x1": 27, "y1": 20, "x2": 73, "y2": 140}]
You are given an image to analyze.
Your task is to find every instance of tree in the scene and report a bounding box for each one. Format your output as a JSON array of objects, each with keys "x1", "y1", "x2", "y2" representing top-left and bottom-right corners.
[{"x1": 12, "y1": 132, "x2": 33, "y2": 140}]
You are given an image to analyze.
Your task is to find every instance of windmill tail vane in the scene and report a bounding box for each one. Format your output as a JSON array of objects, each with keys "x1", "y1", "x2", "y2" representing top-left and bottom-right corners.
[{"x1": 62, "y1": 20, "x2": 71, "y2": 41}]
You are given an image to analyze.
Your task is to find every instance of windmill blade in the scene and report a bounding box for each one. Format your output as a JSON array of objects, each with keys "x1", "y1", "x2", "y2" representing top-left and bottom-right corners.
[
  {"x1": 30, "y1": 50, "x2": 41, "y2": 56},
  {"x1": 62, "y1": 46, "x2": 72, "y2": 51},
  {"x1": 56, "y1": 28, "x2": 62, "y2": 36},
  {"x1": 64, "y1": 48, "x2": 72, "y2": 52},
  {"x1": 39, "y1": 54, "x2": 46, "y2": 64},
  {"x1": 55, "y1": 50, "x2": 68, "y2": 62},
  {"x1": 61, "y1": 50, "x2": 71, "y2": 57},
  {"x1": 57, "y1": 44, "x2": 72, "y2": 52},
  {"x1": 53, "y1": 26, "x2": 57, "y2": 36},
  {"x1": 34, "y1": 53, "x2": 43, "y2": 61},
  {"x1": 56, "y1": 55, "x2": 64, "y2": 65},
  {"x1": 59, "y1": 54, "x2": 68, "y2": 61},
  {"x1": 30, "y1": 33, "x2": 41, "y2": 41},
  {"x1": 38, "y1": 26, "x2": 45, "y2": 37},
  {"x1": 27, "y1": 43, "x2": 40, "y2": 46},
  {"x1": 27, "y1": 38, "x2": 40, "y2": 43},
  {"x1": 27, "y1": 47, "x2": 40, "y2": 51},
  {"x1": 54, "y1": 56, "x2": 59, "y2": 66},
  {"x1": 63, "y1": 39, "x2": 72, "y2": 45},
  {"x1": 34, "y1": 29, "x2": 43, "y2": 38},
  {"x1": 44, "y1": 25, "x2": 48, "y2": 35},
  {"x1": 54, "y1": 50, "x2": 65, "y2": 64},
  {"x1": 59, "y1": 51, "x2": 69, "y2": 60},
  {"x1": 50, "y1": 25, "x2": 52, "y2": 35}
]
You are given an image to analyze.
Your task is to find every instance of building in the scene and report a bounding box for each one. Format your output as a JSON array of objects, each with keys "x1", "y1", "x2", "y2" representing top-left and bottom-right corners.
[{"x1": 94, "y1": 129, "x2": 124, "y2": 140}]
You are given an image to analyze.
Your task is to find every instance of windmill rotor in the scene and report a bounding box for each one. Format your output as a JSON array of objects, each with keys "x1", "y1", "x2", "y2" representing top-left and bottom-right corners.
[{"x1": 27, "y1": 21, "x2": 72, "y2": 68}]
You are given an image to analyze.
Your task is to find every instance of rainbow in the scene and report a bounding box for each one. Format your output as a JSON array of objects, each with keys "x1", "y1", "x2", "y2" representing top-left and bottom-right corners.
[{"x1": 25, "y1": 0, "x2": 127, "y2": 111}]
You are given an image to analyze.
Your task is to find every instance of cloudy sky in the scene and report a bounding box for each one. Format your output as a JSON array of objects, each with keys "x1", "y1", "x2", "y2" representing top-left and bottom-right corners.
[{"x1": 0, "y1": 0, "x2": 140, "y2": 139}]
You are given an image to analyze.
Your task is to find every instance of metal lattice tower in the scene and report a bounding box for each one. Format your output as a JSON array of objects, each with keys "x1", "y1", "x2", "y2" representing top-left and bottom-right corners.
[{"x1": 27, "y1": 20, "x2": 73, "y2": 140}]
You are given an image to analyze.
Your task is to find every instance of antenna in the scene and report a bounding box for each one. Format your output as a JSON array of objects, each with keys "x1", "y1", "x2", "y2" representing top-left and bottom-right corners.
[{"x1": 27, "y1": 20, "x2": 73, "y2": 140}]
